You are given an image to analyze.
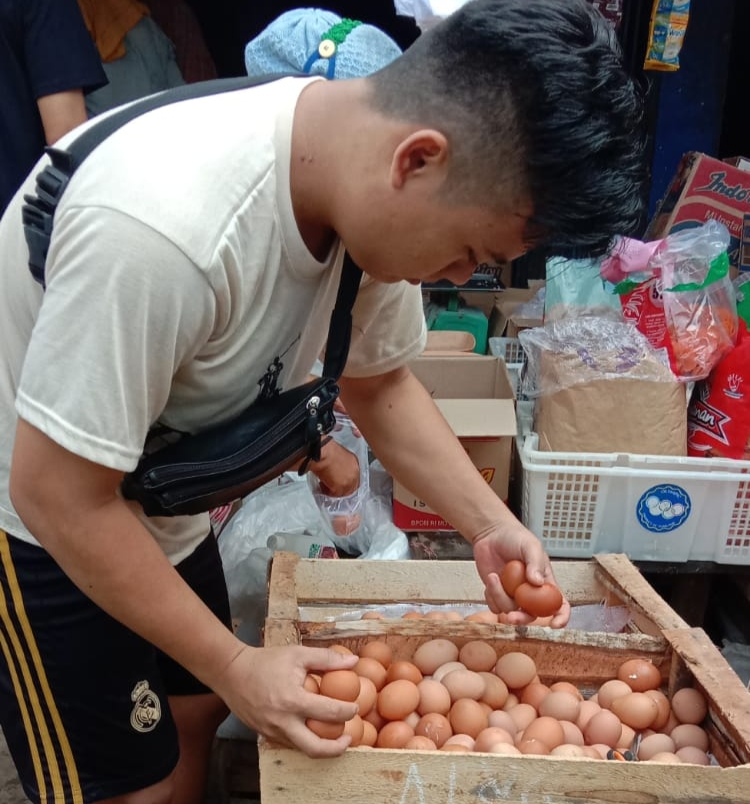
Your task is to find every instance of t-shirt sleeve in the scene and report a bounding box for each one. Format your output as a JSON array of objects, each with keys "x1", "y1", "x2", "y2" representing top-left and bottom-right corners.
[
  {"x1": 15, "y1": 206, "x2": 216, "y2": 472},
  {"x1": 342, "y1": 277, "x2": 427, "y2": 378},
  {"x1": 24, "y1": 0, "x2": 107, "y2": 99}
]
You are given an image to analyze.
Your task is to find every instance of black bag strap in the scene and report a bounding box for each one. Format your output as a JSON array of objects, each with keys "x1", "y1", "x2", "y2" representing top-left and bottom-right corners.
[{"x1": 21, "y1": 75, "x2": 362, "y2": 381}]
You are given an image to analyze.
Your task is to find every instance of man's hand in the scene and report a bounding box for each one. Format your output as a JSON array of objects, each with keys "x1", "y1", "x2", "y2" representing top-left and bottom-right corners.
[
  {"x1": 471, "y1": 523, "x2": 570, "y2": 629},
  {"x1": 213, "y1": 644, "x2": 360, "y2": 757},
  {"x1": 309, "y1": 439, "x2": 360, "y2": 497}
]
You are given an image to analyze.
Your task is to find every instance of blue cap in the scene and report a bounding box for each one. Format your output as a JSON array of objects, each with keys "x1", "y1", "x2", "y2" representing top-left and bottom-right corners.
[{"x1": 244, "y1": 8, "x2": 402, "y2": 80}]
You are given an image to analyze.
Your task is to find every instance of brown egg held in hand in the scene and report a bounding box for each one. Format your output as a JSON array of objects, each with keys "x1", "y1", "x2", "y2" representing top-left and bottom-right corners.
[
  {"x1": 500, "y1": 560, "x2": 527, "y2": 597},
  {"x1": 513, "y1": 583, "x2": 563, "y2": 618}
]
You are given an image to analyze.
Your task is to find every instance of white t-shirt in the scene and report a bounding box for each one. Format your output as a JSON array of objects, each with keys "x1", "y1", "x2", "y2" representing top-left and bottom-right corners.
[{"x1": 0, "y1": 77, "x2": 426, "y2": 563}]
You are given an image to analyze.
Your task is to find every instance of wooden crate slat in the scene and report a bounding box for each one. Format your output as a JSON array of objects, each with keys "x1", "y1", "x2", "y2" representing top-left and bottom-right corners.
[{"x1": 258, "y1": 744, "x2": 750, "y2": 804}]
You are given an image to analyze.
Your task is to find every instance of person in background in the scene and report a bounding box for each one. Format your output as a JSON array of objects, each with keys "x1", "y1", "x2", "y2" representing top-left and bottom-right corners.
[
  {"x1": 76, "y1": 0, "x2": 185, "y2": 116},
  {"x1": 0, "y1": 2, "x2": 645, "y2": 803},
  {"x1": 0, "y1": 0, "x2": 106, "y2": 216}
]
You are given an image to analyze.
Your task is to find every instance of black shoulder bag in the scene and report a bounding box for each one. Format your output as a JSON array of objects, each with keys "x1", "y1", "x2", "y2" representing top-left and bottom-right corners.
[{"x1": 22, "y1": 76, "x2": 362, "y2": 518}]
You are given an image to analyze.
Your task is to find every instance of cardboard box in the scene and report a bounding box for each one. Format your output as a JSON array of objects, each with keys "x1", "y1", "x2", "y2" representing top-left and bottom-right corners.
[
  {"x1": 251, "y1": 553, "x2": 750, "y2": 804},
  {"x1": 393, "y1": 355, "x2": 517, "y2": 531},
  {"x1": 646, "y1": 151, "x2": 750, "y2": 273},
  {"x1": 533, "y1": 348, "x2": 687, "y2": 456},
  {"x1": 488, "y1": 284, "x2": 545, "y2": 339}
]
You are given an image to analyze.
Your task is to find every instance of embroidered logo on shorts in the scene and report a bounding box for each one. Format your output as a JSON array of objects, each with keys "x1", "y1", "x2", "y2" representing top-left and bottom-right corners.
[{"x1": 129, "y1": 680, "x2": 162, "y2": 733}]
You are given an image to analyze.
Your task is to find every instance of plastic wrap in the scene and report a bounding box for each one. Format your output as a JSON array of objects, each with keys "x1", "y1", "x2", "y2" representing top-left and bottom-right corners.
[
  {"x1": 655, "y1": 220, "x2": 738, "y2": 381},
  {"x1": 518, "y1": 317, "x2": 674, "y2": 399},
  {"x1": 545, "y1": 255, "x2": 621, "y2": 322},
  {"x1": 308, "y1": 412, "x2": 369, "y2": 536}
]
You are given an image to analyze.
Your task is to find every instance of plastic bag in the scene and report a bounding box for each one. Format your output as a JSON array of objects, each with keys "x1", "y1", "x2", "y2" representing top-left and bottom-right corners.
[
  {"x1": 544, "y1": 255, "x2": 621, "y2": 322},
  {"x1": 654, "y1": 220, "x2": 738, "y2": 381},
  {"x1": 518, "y1": 317, "x2": 674, "y2": 399},
  {"x1": 308, "y1": 412, "x2": 369, "y2": 536}
]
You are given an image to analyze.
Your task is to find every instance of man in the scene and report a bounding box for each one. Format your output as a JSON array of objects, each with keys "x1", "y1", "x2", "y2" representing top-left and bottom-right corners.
[
  {"x1": 0, "y1": 1, "x2": 645, "y2": 802},
  {"x1": 0, "y1": 0, "x2": 106, "y2": 215}
]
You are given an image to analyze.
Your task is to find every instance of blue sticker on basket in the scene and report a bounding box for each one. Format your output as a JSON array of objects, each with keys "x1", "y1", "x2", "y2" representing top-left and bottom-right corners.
[{"x1": 636, "y1": 484, "x2": 691, "y2": 533}]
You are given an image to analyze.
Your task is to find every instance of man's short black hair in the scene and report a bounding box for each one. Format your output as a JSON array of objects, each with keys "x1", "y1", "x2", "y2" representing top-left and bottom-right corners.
[{"x1": 368, "y1": 0, "x2": 647, "y2": 257}]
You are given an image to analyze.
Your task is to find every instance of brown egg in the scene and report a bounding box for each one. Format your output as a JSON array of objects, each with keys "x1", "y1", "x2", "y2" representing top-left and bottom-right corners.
[
  {"x1": 474, "y1": 726, "x2": 516, "y2": 752},
  {"x1": 360, "y1": 719, "x2": 378, "y2": 747},
  {"x1": 500, "y1": 560, "x2": 527, "y2": 596},
  {"x1": 478, "y1": 672, "x2": 509, "y2": 710},
  {"x1": 495, "y1": 652, "x2": 537, "y2": 689},
  {"x1": 488, "y1": 709, "x2": 517, "y2": 735},
  {"x1": 559, "y1": 720, "x2": 585, "y2": 746},
  {"x1": 363, "y1": 707, "x2": 386, "y2": 731},
  {"x1": 412, "y1": 639, "x2": 460, "y2": 675},
  {"x1": 617, "y1": 724, "x2": 636, "y2": 751},
  {"x1": 433, "y1": 661, "x2": 467, "y2": 683},
  {"x1": 378, "y1": 680, "x2": 420, "y2": 721},
  {"x1": 361, "y1": 611, "x2": 384, "y2": 620},
  {"x1": 402, "y1": 611, "x2": 424, "y2": 620},
  {"x1": 442, "y1": 669, "x2": 486, "y2": 702},
  {"x1": 549, "y1": 681, "x2": 584, "y2": 700},
  {"x1": 355, "y1": 676, "x2": 377, "y2": 717},
  {"x1": 343, "y1": 715, "x2": 365, "y2": 747},
  {"x1": 306, "y1": 718, "x2": 345, "y2": 739},
  {"x1": 671, "y1": 687, "x2": 708, "y2": 725},
  {"x1": 329, "y1": 644, "x2": 354, "y2": 655},
  {"x1": 659, "y1": 710, "x2": 681, "y2": 735},
  {"x1": 523, "y1": 716, "x2": 565, "y2": 750},
  {"x1": 617, "y1": 658, "x2": 662, "y2": 692},
  {"x1": 386, "y1": 661, "x2": 423, "y2": 686},
  {"x1": 581, "y1": 746, "x2": 605, "y2": 760},
  {"x1": 550, "y1": 744, "x2": 586, "y2": 758},
  {"x1": 404, "y1": 735, "x2": 438, "y2": 750},
  {"x1": 648, "y1": 751, "x2": 682, "y2": 763},
  {"x1": 488, "y1": 742, "x2": 522, "y2": 755},
  {"x1": 441, "y1": 743, "x2": 471, "y2": 752},
  {"x1": 610, "y1": 692, "x2": 659, "y2": 730},
  {"x1": 354, "y1": 657, "x2": 388, "y2": 691},
  {"x1": 638, "y1": 733, "x2": 676, "y2": 760},
  {"x1": 520, "y1": 682, "x2": 551, "y2": 712},
  {"x1": 359, "y1": 640, "x2": 393, "y2": 669},
  {"x1": 508, "y1": 703, "x2": 538, "y2": 733},
  {"x1": 319, "y1": 670, "x2": 361, "y2": 703},
  {"x1": 583, "y1": 710, "x2": 622, "y2": 747},
  {"x1": 670, "y1": 723, "x2": 709, "y2": 752},
  {"x1": 444, "y1": 611, "x2": 464, "y2": 621},
  {"x1": 417, "y1": 679, "x2": 452, "y2": 716},
  {"x1": 675, "y1": 746, "x2": 711, "y2": 765},
  {"x1": 502, "y1": 693, "x2": 520, "y2": 711},
  {"x1": 644, "y1": 689, "x2": 671, "y2": 730},
  {"x1": 376, "y1": 720, "x2": 414, "y2": 748},
  {"x1": 539, "y1": 691, "x2": 580, "y2": 722},
  {"x1": 464, "y1": 610, "x2": 499, "y2": 624},
  {"x1": 514, "y1": 583, "x2": 563, "y2": 618},
  {"x1": 449, "y1": 698, "x2": 488, "y2": 738},
  {"x1": 303, "y1": 674, "x2": 320, "y2": 694},
  {"x1": 415, "y1": 712, "x2": 453, "y2": 748},
  {"x1": 589, "y1": 744, "x2": 612, "y2": 760},
  {"x1": 575, "y1": 700, "x2": 602, "y2": 732},
  {"x1": 517, "y1": 737, "x2": 551, "y2": 755},
  {"x1": 597, "y1": 679, "x2": 632, "y2": 710},
  {"x1": 425, "y1": 610, "x2": 450, "y2": 621},
  {"x1": 443, "y1": 734, "x2": 476, "y2": 750},
  {"x1": 459, "y1": 641, "x2": 498, "y2": 672}
]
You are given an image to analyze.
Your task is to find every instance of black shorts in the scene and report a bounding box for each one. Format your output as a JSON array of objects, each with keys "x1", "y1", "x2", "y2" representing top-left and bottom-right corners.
[{"x1": 0, "y1": 530, "x2": 231, "y2": 804}]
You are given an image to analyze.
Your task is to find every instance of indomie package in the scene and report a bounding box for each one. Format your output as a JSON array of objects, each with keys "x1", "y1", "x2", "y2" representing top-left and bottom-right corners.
[{"x1": 688, "y1": 321, "x2": 750, "y2": 460}]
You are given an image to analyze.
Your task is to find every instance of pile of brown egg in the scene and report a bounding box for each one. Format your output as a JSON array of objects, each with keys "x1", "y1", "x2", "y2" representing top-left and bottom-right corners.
[{"x1": 306, "y1": 638, "x2": 713, "y2": 764}]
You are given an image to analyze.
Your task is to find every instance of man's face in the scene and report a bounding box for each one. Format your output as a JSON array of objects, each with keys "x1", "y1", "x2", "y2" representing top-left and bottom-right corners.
[{"x1": 349, "y1": 195, "x2": 531, "y2": 287}]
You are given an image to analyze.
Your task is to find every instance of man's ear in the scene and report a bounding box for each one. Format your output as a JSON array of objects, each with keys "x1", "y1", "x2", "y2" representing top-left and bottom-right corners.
[{"x1": 390, "y1": 129, "x2": 449, "y2": 189}]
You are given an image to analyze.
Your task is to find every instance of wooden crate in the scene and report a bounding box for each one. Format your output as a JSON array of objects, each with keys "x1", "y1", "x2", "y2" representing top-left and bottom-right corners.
[{"x1": 251, "y1": 553, "x2": 750, "y2": 803}]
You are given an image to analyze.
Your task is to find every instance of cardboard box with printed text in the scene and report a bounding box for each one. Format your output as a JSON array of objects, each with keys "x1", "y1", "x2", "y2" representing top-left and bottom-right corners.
[{"x1": 393, "y1": 356, "x2": 517, "y2": 531}]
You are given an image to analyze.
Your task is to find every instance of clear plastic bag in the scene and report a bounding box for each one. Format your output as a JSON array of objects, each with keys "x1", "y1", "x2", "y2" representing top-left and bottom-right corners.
[
  {"x1": 307, "y1": 412, "x2": 369, "y2": 537},
  {"x1": 654, "y1": 220, "x2": 738, "y2": 381}
]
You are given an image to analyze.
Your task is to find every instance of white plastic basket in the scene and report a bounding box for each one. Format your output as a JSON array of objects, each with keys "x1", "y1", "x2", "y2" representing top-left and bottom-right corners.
[
  {"x1": 518, "y1": 433, "x2": 750, "y2": 564},
  {"x1": 488, "y1": 336, "x2": 526, "y2": 400}
]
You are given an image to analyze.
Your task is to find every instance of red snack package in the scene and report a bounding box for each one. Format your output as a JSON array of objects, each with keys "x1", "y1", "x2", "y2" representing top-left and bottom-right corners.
[
  {"x1": 688, "y1": 320, "x2": 750, "y2": 459},
  {"x1": 618, "y1": 274, "x2": 676, "y2": 370}
]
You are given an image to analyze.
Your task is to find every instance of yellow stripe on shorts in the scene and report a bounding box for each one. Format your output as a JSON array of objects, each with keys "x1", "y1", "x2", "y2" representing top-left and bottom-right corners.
[{"x1": 0, "y1": 531, "x2": 82, "y2": 804}]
